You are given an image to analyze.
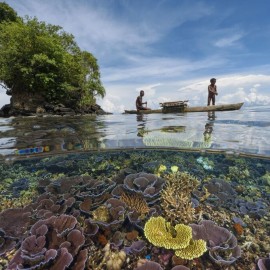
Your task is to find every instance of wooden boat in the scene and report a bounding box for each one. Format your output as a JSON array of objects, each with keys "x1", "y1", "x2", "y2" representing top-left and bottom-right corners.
[{"x1": 124, "y1": 102, "x2": 244, "y2": 114}]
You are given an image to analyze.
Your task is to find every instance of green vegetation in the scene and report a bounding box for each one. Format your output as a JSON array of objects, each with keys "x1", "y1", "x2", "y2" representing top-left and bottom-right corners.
[{"x1": 0, "y1": 3, "x2": 105, "y2": 108}]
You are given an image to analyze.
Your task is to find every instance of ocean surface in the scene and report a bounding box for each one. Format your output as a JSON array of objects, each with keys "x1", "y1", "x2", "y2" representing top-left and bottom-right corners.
[
  {"x1": 0, "y1": 105, "x2": 270, "y2": 270},
  {"x1": 0, "y1": 105, "x2": 270, "y2": 159}
]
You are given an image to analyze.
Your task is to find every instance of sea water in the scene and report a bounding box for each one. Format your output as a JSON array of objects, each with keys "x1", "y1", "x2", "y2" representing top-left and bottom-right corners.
[{"x1": 0, "y1": 105, "x2": 269, "y2": 269}]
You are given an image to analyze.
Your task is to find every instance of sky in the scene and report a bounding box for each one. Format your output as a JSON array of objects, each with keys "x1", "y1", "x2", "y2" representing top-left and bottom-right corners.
[{"x1": 1, "y1": 0, "x2": 270, "y2": 112}]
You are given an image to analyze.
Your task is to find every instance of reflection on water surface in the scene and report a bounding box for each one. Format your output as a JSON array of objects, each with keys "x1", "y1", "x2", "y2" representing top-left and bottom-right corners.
[{"x1": 0, "y1": 106, "x2": 270, "y2": 158}]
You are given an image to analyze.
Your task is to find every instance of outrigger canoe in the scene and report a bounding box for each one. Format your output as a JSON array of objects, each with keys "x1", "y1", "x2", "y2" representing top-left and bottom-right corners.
[{"x1": 124, "y1": 102, "x2": 244, "y2": 114}]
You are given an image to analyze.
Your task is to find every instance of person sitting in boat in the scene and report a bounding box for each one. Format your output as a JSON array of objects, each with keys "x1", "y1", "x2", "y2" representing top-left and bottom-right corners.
[
  {"x1": 136, "y1": 90, "x2": 151, "y2": 110},
  {"x1": 207, "y1": 78, "x2": 218, "y2": 106}
]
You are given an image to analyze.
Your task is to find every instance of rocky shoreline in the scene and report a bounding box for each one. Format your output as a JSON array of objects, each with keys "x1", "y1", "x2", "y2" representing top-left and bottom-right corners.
[{"x1": 0, "y1": 103, "x2": 111, "y2": 117}]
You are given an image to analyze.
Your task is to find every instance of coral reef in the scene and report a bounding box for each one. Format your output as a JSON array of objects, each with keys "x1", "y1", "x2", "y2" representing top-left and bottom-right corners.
[
  {"x1": 190, "y1": 220, "x2": 241, "y2": 265},
  {"x1": 0, "y1": 150, "x2": 270, "y2": 270},
  {"x1": 144, "y1": 216, "x2": 192, "y2": 250},
  {"x1": 112, "y1": 172, "x2": 165, "y2": 204},
  {"x1": 144, "y1": 216, "x2": 207, "y2": 260},
  {"x1": 7, "y1": 214, "x2": 86, "y2": 270},
  {"x1": 90, "y1": 198, "x2": 126, "y2": 230},
  {"x1": 135, "y1": 260, "x2": 190, "y2": 270},
  {"x1": 197, "y1": 156, "x2": 214, "y2": 170},
  {"x1": 255, "y1": 254, "x2": 270, "y2": 270},
  {"x1": 161, "y1": 172, "x2": 199, "y2": 224},
  {"x1": 102, "y1": 243, "x2": 126, "y2": 270},
  {"x1": 174, "y1": 239, "x2": 207, "y2": 260},
  {"x1": 120, "y1": 192, "x2": 149, "y2": 215}
]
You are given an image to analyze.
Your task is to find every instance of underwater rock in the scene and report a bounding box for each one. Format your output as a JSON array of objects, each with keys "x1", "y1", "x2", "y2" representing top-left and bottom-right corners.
[{"x1": 190, "y1": 220, "x2": 241, "y2": 265}]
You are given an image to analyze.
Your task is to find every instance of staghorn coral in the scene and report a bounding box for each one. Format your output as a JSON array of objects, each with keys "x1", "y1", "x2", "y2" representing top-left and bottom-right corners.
[
  {"x1": 161, "y1": 172, "x2": 199, "y2": 224},
  {"x1": 120, "y1": 192, "x2": 149, "y2": 215},
  {"x1": 164, "y1": 172, "x2": 199, "y2": 197},
  {"x1": 144, "y1": 217, "x2": 207, "y2": 260}
]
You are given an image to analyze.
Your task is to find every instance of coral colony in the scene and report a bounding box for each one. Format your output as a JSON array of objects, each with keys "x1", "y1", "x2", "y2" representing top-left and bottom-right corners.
[{"x1": 0, "y1": 150, "x2": 270, "y2": 269}]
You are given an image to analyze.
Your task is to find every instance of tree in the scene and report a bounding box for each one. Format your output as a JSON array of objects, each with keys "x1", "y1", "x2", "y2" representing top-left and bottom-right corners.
[
  {"x1": 0, "y1": 2, "x2": 20, "y2": 23},
  {"x1": 0, "y1": 6, "x2": 105, "y2": 110}
]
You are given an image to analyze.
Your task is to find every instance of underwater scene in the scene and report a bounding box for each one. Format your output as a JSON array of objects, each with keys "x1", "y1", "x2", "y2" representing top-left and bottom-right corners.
[{"x1": 0, "y1": 149, "x2": 270, "y2": 270}]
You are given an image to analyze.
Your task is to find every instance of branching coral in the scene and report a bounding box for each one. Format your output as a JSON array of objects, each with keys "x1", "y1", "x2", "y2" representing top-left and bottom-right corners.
[
  {"x1": 120, "y1": 192, "x2": 149, "y2": 215},
  {"x1": 101, "y1": 243, "x2": 126, "y2": 270},
  {"x1": 161, "y1": 172, "x2": 199, "y2": 224},
  {"x1": 144, "y1": 217, "x2": 207, "y2": 260}
]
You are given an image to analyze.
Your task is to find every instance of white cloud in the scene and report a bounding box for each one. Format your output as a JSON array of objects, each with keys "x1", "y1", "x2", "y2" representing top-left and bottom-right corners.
[
  {"x1": 136, "y1": 83, "x2": 161, "y2": 98},
  {"x1": 0, "y1": 87, "x2": 10, "y2": 108},
  {"x1": 7, "y1": 0, "x2": 212, "y2": 59},
  {"x1": 3, "y1": 1, "x2": 270, "y2": 113},
  {"x1": 214, "y1": 33, "x2": 244, "y2": 47}
]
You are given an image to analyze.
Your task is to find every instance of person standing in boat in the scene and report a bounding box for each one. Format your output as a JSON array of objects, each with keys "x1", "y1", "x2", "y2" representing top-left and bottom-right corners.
[
  {"x1": 136, "y1": 90, "x2": 151, "y2": 110},
  {"x1": 207, "y1": 78, "x2": 218, "y2": 106}
]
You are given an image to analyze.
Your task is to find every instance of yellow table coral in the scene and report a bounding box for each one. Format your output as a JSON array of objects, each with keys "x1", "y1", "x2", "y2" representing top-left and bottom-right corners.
[
  {"x1": 175, "y1": 239, "x2": 207, "y2": 260},
  {"x1": 144, "y1": 216, "x2": 207, "y2": 260},
  {"x1": 144, "y1": 216, "x2": 192, "y2": 249}
]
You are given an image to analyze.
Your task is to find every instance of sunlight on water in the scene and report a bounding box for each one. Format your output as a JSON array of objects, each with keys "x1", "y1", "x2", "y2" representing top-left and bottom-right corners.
[{"x1": 0, "y1": 105, "x2": 269, "y2": 158}]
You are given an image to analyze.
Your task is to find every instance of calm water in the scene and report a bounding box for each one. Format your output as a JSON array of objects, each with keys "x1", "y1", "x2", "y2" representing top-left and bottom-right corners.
[
  {"x1": 0, "y1": 105, "x2": 270, "y2": 269},
  {"x1": 0, "y1": 105, "x2": 270, "y2": 159}
]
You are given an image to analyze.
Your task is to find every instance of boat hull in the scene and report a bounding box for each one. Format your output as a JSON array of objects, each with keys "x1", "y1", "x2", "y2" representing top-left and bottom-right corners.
[{"x1": 124, "y1": 102, "x2": 244, "y2": 114}]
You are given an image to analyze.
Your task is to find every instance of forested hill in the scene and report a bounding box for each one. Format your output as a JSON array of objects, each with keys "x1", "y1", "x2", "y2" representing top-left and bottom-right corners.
[{"x1": 0, "y1": 2, "x2": 107, "y2": 117}]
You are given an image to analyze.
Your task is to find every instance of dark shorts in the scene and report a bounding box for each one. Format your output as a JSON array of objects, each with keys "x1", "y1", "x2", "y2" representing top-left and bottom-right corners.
[{"x1": 137, "y1": 106, "x2": 147, "y2": 110}]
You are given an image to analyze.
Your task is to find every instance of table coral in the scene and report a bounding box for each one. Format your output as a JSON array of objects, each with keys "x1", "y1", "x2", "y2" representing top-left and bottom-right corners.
[
  {"x1": 174, "y1": 239, "x2": 207, "y2": 260},
  {"x1": 144, "y1": 216, "x2": 192, "y2": 250},
  {"x1": 144, "y1": 217, "x2": 207, "y2": 260}
]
